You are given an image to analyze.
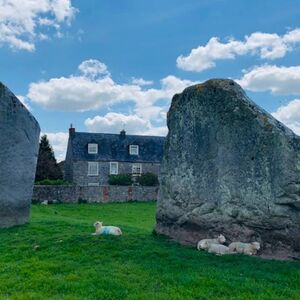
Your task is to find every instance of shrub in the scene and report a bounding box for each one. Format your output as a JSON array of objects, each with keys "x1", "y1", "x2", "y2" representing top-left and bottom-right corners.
[
  {"x1": 137, "y1": 173, "x2": 159, "y2": 186},
  {"x1": 35, "y1": 179, "x2": 69, "y2": 185},
  {"x1": 108, "y1": 174, "x2": 133, "y2": 186}
]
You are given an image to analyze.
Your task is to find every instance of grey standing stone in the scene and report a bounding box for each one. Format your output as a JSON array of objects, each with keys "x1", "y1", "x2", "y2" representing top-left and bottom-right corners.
[
  {"x1": 156, "y1": 79, "x2": 300, "y2": 259},
  {"x1": 0, "y1": 82, "x2": 40, "y2": 228}
]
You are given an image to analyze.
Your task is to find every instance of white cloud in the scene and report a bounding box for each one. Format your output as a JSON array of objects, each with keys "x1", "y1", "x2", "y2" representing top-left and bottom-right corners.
[
  {"x1": 0, "y1": 0, "x2": 77, "y2": 51},
  {"x1": 238, "y1": 65, "x2": 300, "y2": 95},
  {"x1": 85, "y1": 112, "x2": 167, "y2": 136},
  {"x1": 28, "y1": 59, "x2": 196, "y2": 141},
  {"x1": 78, "y1": 59, "x2": 110, "y2": 79},
  {"x1": 272, "y1": 99, "x2": 300, "y2": 135},
  {"x1": 85, "y1": 113, "x2": 151, "y2": 134},
  {"x1": 27, "y1": 60, "x2": 197, "y2": 112},
  {"x1": 177, "y1": 28, "x2": 300, "y2": 72},
  {"x1": 43, "y1": 131, "x2": 69, "y2": 162},
  {"x1": 131, "y1": 77, "x2": 153, "y2": 86}
]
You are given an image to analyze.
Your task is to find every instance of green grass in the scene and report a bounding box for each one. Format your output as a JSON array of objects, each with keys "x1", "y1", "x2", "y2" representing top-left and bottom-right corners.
[{"x1": 0, "y1": 202, "x2": 299, "y2": 300}]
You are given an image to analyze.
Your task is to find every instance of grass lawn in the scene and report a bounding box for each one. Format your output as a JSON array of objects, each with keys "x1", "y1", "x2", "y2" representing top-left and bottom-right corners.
[{"x1": 0, "y1": 202, "x2": 299, "y2": 300}]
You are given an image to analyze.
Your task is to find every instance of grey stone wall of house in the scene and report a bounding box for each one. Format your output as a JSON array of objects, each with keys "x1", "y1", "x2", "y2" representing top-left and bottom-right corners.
[
  {"x1": 32, "y1": 185, "x2": 158, "y2": 203},
  {"x1": 72, "y1": 160, "x2": 161, "y2": 186},
  {"x1": 0, "y1": 82, "x2": 40, "y2": 228},
  {"x1": 156, "y1": 79, "x2": 300, "y2": 259}
]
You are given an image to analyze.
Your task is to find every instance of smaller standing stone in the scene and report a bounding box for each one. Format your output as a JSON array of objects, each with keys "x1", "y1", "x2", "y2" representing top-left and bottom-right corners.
[{"x1": 0, "y1": 82, "x2": 40, "y2": 228}]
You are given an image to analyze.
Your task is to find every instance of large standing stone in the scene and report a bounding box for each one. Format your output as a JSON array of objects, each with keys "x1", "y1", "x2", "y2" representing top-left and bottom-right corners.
[
  {"x1": 156, "y1": 79, "x2": 300, "y2": 259},
  {"x1": 0, "y1": 82, "x2": 40, "y2": 228}
]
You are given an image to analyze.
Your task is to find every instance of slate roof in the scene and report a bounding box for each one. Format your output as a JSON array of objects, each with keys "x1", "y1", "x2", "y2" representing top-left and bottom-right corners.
[{"x1": 69, "y1": 131, "x2": 166, "y2": 163}]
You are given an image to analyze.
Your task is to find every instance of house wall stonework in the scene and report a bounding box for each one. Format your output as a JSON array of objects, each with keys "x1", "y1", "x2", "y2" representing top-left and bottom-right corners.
[
  {"x1": 72, "y1": 160, "x2": 161, "y2": 186},
  {"x1": 33, "y1": 185, "x2": 158, "y2": 203}
]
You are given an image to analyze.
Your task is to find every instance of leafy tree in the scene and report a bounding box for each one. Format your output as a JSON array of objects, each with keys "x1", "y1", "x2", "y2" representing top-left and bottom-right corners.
[{"x1": 35, "y1": 135, "x2": 63, "y2": 181}]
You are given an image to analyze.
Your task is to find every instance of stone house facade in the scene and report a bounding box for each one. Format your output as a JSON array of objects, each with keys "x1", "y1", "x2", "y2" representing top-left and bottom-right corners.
[{"x1": 64, "y1": 127, "x2": 165, "y2": 186}]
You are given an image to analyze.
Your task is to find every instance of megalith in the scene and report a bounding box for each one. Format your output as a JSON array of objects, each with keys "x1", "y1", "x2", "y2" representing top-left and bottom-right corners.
[
  {"x1": 156, "y1": 79, "x2": 300, "y2": 259},
  {"x1": 0, "y1": 82, "x2": 40, "y2": 228}
]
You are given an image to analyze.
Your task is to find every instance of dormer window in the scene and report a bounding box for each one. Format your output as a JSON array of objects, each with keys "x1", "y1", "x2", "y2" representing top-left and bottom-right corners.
[
  {"x1": 88, "y1": 143, "x2": 98, "y2": 154},
  {"x1": 129, "y1": 145, "x2": 139, "y2": 155}
]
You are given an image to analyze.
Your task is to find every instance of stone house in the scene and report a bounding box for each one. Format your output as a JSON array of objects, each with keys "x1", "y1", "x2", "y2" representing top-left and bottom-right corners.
[{"x1": 64, "y1": 126, "x2": 165, "y2": 186}]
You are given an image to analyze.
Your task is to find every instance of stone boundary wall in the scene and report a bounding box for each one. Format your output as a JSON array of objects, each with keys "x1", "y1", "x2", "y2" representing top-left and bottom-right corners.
[{"x1": 32, "y1": 185, "x2": 158, "y2": 203}]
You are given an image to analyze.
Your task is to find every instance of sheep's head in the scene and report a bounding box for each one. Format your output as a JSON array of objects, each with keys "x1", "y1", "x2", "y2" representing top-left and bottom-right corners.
[
  {"x1": 94, "y1": 221, "x2": 103, "y2": 228},
  {"x1": 251, "y1": 242, "x2": 260, "y2": 250},
  {"x1": 218, "y1": 234, "x2": 226, "y2": 244}
]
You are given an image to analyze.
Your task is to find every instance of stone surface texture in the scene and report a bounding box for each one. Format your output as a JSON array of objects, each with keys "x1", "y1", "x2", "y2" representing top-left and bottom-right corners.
[
  {"x1": 0, "y1": 82, "x2": 40, "y2": 228},
  {"x1": 156, "y1": 79, "x2": 300, "y2": 259}
]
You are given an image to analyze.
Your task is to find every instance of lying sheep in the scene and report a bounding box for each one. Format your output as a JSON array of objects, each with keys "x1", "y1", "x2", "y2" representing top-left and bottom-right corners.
[
  {"x1": 228, "y1": 242, "x2": 260, "y2": 256},
  {"x1": 92, "y1": 221, "x2": 122, "y2": 236},
  {"x1": 197, "y1": 234, "x2": 226, "y2": 250},
  {"x1": 207, "y1": 244, "x2": 233, "y2": 255}
]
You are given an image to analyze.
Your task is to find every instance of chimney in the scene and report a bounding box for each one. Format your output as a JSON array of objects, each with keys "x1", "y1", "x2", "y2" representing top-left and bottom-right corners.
[
  {"x1": 120, "y1": 129, "x2": 126, "y2": 138},
  {"x1": 69, "y1": 124, "x2": 75, "y2": 136}
]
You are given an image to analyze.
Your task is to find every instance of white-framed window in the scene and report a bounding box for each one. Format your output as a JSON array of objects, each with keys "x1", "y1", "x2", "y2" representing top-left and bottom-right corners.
[
  {"x1": 132, "y1": 163, "x2": 142, "y2": 175},
  {"x1": 88, "y1": 143, "x2": 98, "y2": 154},
  {"x1": 110, "y1": 162, "x2": 119, "y2": 175},
  {"x1": 129, "y1": 145, "x2": 139, "y2": 155},
  {"x1": 88, "y1": 162, "x2": 99, "y2": 176}
]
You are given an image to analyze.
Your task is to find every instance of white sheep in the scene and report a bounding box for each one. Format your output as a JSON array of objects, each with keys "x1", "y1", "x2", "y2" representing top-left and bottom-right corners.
[
  {"x1": 228, "y1": 242, "x2": 260, "y2": 256},
  {"x1": 197, "y1": 234, "x2": 226, "y2": 250},
  {"x1": 207, "y1": 244, "x2": 233, "y2": 255},
  {"x1": 92, "y1": 221, "x2": 122, "y2": 236}
]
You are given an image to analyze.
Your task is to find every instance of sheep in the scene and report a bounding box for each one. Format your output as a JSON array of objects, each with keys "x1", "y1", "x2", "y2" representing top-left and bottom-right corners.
[
  {"x1": 228, "y1": 242, "x2": 260, "y2": 256},
  {"x1": 207, "y1": 244, "x2": 233, "y2": 255},
  {"x1": 92, "y1": 221, "x2": 122, "y2": 236},
  {"x1": 197, "y1": 234, "x2": 226, "y2": 250}
]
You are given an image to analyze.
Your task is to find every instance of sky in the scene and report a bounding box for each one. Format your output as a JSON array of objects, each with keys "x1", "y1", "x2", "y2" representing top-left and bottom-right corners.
[{"x1": 1, "y1": 0, "x2": 300, "y2": 161}]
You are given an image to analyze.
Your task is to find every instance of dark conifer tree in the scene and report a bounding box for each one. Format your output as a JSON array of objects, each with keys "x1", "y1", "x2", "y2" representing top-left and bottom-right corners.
[{"x1": 35, "y1": 135, "x2": 63, "y2": 181}]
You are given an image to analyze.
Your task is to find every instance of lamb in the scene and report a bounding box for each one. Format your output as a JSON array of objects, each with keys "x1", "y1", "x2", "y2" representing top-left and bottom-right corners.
[
  {"x1": 197, "y1": 234, "x2": 226, "y2": 250},
  {"x1": 92, "y1": 221, "x2": 122, "y2": 236},
  {"x1": 207, "y1": 244, "x2": 233, "y2": 255},
  {"x1": 228, "y1": 242, "x2": 260, "y2": 256}
]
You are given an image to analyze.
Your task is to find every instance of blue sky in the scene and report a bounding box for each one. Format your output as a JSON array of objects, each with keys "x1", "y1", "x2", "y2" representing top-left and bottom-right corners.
[{"x1": 1, "y1": 0, "x2": 300, "y2": 160}]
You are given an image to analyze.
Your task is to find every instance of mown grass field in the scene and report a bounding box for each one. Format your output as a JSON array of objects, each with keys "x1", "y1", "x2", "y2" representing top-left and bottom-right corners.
[{"x1": 0, "y1": 202, "x2": 299, "y2": 300}]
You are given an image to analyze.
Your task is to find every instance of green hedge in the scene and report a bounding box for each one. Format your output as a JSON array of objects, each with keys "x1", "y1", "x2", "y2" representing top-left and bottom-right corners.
[
  {"x1": 136, "y1": 173, "x2": 159, "y2": 186},
  {"x1": 108, "y1": 174, "x2": 133, "y2": 186},
  {"x1": 35, "y1": 179, "x2": 69, "y2": 185}
]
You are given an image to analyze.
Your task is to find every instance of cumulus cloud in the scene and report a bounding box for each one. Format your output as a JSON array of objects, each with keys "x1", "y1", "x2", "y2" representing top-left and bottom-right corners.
[
  {"x1": 131, "y1": 77, "x2": 153, "y2": 86},
  {"x1": 28, "y1": 59, "x2": 197, "y2": 150},
  {"x1": 0, "y1": 0, "x2": 77, "y2": 51},
  {"x1": 27, "y1": 59, "x2": 197, "y2": 112},
  {"x1": 238, "y1": 65, "x2": 300, "y2": 95},
  {"x1": 177, "y1": 28, "x2": 300, "y2": 72},
  {"x1": 272, "y1": 99, "x2": 300, "y2": 135},
  {"x1": 78, "y1": 59, "x2": 110, "y2": 79},
  {"x1": 85, "y1": 112, "x2": 167, "y2": 136},
  {"x1": 43, "y1": 131, "x2": 69, "y2": 162}
]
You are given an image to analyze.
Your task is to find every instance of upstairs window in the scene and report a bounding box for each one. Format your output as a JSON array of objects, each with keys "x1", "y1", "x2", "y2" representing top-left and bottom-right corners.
[
  {"x1": 110, "y1": 162, "x2": 119, "y2": 175},
  {"x1": 132, "y1": 163, "x2": 142, "y2": 175},
  {"x1": 88, "y1": 143, "x2": 98, "y2": 154},
  {"x1": 129, "y1": 145, "x2": 139, "y2": 155},
  {"x1": 88, "y1": 162, "x2": 99, "y2": 176}
]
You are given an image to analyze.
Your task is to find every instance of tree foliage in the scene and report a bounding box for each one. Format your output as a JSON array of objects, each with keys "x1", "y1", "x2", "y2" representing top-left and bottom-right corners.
[{"x1": 35, "y1": 135, "x2": 63, "y2": 181}]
